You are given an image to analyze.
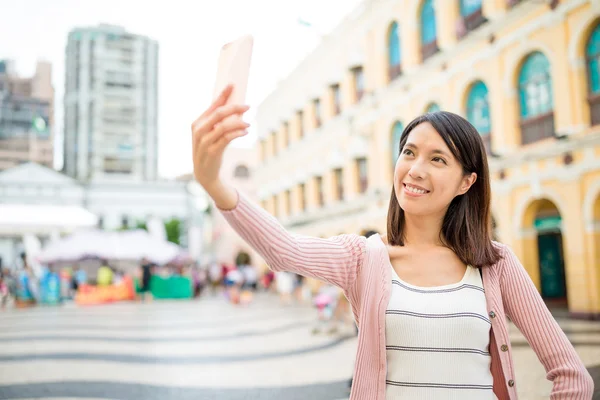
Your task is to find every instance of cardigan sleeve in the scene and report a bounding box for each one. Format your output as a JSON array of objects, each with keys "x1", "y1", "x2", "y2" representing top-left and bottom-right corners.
[
  {"x1": 499, "y1": 245, "x2": 594, "y2": 399},
  {"x1": 217, "y1": 189, "x2": 366, "y2": 291}
]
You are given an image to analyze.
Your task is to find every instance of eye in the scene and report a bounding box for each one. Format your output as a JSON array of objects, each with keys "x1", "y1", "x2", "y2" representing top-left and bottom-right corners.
[
  {"x1": 432, "y1": 156, "x2": 447, "y2": 164},
  {"x1": 402, "y1": 148, "x2": 414, "y2": 156}
]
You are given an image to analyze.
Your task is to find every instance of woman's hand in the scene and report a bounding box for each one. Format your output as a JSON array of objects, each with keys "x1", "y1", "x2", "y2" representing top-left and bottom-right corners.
[{"x1": 191, "y1": 84, "x2": 250, "y2": 189}]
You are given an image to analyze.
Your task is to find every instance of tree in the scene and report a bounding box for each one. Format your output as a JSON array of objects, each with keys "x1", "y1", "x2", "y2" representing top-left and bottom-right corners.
[
  {"x1": 135, "y1": 220, "x2": 148, "y2": 231},
  {"x1": 163, "y1": 218, "x2": 182, "y2": 245}
]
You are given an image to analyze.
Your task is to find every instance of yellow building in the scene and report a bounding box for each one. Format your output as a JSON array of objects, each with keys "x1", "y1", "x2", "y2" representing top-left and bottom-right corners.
[{"x1": 253, "y1": 0, "x2": 600, "y2": 317}]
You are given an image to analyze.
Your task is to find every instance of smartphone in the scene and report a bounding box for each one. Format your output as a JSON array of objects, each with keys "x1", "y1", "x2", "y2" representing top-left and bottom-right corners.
[{"x1": 213, "y1": 34, "x2": 253, "y2": 106}]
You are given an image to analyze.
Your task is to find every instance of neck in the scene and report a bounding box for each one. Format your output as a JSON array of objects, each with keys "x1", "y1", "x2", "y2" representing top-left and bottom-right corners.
[{"x1": 403, "y1": 212, "x2": 445, "y2": 247}]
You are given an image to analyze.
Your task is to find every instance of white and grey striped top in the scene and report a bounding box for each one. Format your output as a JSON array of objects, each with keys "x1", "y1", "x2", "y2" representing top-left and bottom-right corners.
[{"x1": 385, "y1": 264, "x2": 495, "y2": 400}]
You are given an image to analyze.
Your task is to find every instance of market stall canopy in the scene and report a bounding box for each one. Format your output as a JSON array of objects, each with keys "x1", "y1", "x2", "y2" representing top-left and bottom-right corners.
[
  {"x1": 0, "y1": 204, "x2": 98, "y2": 235},
  {"x1": 37, "y1": 229, "x2": 183, "y2": 265}
]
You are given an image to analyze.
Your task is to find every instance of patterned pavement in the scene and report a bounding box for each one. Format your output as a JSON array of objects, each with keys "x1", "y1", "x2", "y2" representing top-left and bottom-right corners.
[{"x1": 0, "y1": 292, "x2": 598, "y2": 400}]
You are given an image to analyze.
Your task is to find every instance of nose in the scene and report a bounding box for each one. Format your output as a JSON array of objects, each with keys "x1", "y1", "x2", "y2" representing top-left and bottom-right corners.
[{"x1": 408, "y1": 159, "x2": 427, "y2": 180}]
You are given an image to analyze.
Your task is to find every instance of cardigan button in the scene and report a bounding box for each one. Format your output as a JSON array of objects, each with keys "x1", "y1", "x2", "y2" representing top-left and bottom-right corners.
[
  {"x1": 489, "y1": 311, "x2": 496, "y2": 318},
  {"x1": 501, "y1": 344, "x2": 509, "y2": 352},
  {"x1": 508, "y1": 379, "x2": 515, "y2": 387}
]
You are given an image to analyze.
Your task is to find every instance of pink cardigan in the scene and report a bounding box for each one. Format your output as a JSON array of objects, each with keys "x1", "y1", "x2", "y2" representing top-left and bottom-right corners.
[{"x1": 218, "y1": 190, "x2": 594, "y2": 399}]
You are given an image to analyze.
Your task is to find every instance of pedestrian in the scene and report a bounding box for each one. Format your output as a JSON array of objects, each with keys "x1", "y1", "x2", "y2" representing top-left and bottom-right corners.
[
  {"x1": 208, "y1": 260, "x2": 222, "y2": 296},
  {"x1": 0, "y1": 273, "x2": 9, "y2": 309},
  {"x1": 190, "y1": 85, "x2": 593, "y2": 399},
  {"x1": 139, "y1": 258, "x2": 154, "y2": 302}
]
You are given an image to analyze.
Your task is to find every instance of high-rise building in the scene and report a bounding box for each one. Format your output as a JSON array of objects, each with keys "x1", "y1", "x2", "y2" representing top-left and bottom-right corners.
[
  {"x1": 63, "y1": 24, "x2": 158, "y2": 181},
  {"x1": 0, "y1": 60, "x2": 54, "y2": 171}
]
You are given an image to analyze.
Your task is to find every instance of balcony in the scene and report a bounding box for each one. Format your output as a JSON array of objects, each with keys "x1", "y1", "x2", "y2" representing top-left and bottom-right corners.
[
  {"x1": 588, "y1": 93, "x2": 600, "y2": 126},
  {"x1": 359, "y1": 177, "x2": 368, "y2": 194},
  {"x1": 458, "y1": 8, "x2": 487, "y2": 39},
  {"x1": 388, "y1": 64, "x2": 402, "y2": 82},
  {"x1": 520, "y1": 111, "x2": 555, "y2": 145},
  {"x1": 356, "y1": 89, "x2": 365, "y2": 102},
  {"x1": 481, "y1": 134, "x2": 492, "y2": 154},
  {"x1": 421, "y1": 40, "x2": 439, "y2": 62}
]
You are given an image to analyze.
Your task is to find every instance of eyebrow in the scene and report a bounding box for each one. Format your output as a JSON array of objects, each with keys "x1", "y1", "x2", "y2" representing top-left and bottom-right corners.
[{"x1": 404, "y1": 142, "x2": 452, "y2": 158}]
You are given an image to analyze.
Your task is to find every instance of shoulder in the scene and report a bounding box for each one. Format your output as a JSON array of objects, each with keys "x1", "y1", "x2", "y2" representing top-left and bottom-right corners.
[
  {"x1": 488, "y1": 241, "x2": 523, "y2": 275},
  {"x1": 490, "y1": 241, "x2": 518, "y2": 262}
]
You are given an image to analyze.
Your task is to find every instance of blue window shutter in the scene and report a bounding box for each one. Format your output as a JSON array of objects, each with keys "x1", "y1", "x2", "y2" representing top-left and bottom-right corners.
[
  {"x1": 460, "y1": 0, "x2": 482, "y2": 17},
  {"x1": 426, "y1": 103, "x2": 440, "y2": 113},
  {"x1": 388, "y1": 22, "x2": 401, "y2": 67},
  {"x1": 466, "y1": 81, "x2": 491, "y2": 135},
  {"x1": 420, "y1": 0, "x2": 437, "y2": 45},
  {"x1": 391, "y1": 121, "x2": 404, "y2": 166},
  {"x1": 586, "y1": 23, "x2": 600, "y2": 94},
  {"x1": 518, "y1": 51, "x2": 553, "y2": 119}
]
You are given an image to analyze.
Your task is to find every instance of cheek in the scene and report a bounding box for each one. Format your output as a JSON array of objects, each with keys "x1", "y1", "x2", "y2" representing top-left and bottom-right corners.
[
  {"x1": 393, "y1": 160, "x2": 408, "y2": 182},
  {"x1": 431, "y1": 173, "x2": 463, "y2": 197}
]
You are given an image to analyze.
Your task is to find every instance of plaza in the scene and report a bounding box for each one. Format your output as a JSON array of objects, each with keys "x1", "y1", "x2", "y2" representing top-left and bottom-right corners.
[{"x1": 0, "y1": 294, "x2": 598, "y2": 399}]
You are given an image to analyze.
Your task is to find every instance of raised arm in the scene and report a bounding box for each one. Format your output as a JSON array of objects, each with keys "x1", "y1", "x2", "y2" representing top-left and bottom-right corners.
[
  {"x1": 191, "y1": 85, "x2": 365, "y2": 291},
  {"x1": 499, "y1": 245, "x2": 594, "y2": 399},
  {"x1": 213, "y1": 185, "x2": 365, "y2": 290}
]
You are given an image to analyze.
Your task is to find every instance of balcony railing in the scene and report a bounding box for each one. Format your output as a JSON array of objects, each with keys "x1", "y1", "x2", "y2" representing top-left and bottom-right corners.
[
  {"x1": 588, "y1": 93, "x2": 600, "y2": 126},
  {"x1": 507, "y1": 0, "x2": 524, "y2": 7},
  {"x1": 481, "y1": 134, "x2": 492, "y2": 154},
  {"x1": 463, "y1": 8, "x2": 487, "y2": 37},
  {"x1": 356, "y1": 89, "x2": 365, "y2": 102},
  {"x1": 359, "y1": 177, "x2": 368, "y2": 193},
  {"x1": 388, "y1": 64, "x2": 402, "y2": 82},
  {"x1": 520, "y1": 111, "x2": 555, "y2": 145},
  {"x1": 421, "y1": 40, "x2": 439, "y2": 62}
]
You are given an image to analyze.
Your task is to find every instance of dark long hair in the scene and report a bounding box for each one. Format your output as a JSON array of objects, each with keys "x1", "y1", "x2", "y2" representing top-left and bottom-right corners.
[{"x1": 386, "y1": 111, "x2": 501, "y2": 268}]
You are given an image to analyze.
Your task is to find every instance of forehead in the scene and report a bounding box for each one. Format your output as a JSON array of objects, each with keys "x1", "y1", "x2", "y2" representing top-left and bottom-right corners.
[{"x1": 405, "y1": 122, "x2": 446, "y2": 147}]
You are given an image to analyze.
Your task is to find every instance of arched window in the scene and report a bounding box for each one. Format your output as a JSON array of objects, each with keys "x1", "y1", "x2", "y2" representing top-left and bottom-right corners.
[
  {"x1": 391, "y1": 121, "x2": 404, "y2": 168},
  {"x1": 425, "y1": 103, "x2": 440, "y2": 113},
  {"x1": 388, "y1": 22, "x2": 402, "y2": 81},
  {"x1": 466, "y1": 80, "x2": 491, "y2": 151},
  {"x1": 586, "y1": 22, "x2": 600, "y2": 125},
  {"x1": 518, "y1": 51, "x2": 555, "y2": 144},
  {"x1": 420, "y1": 0, "x2": 439, "y2": 61},
  {"x1": 233, "y1": 165, "x2": 250, "y2": 179}
]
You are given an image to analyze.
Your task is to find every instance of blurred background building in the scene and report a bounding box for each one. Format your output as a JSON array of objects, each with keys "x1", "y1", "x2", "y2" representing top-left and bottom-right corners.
[
  {"x1": 0, "y1": 25, "x2": 208, "y2": 269},
  {"x1": 0, "y1": 59, "x2": 54, "y2": 171},
  {"x1": 252, "y1": 0, "x2": 600, "y2": 317},
  {"x1": 63, "y1": 24, "x2": 158, "y2": 182}
]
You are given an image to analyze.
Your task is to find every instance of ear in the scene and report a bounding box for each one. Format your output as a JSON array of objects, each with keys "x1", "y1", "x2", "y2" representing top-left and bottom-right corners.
[{"x1": 457, "y1": 172, "x2": 477, "y2": 195}]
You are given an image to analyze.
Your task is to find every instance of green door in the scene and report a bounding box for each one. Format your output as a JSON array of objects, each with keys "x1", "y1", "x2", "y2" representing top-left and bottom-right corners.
[{"x1": 537, "y1": 233, "x2": 566, "y2": 299}]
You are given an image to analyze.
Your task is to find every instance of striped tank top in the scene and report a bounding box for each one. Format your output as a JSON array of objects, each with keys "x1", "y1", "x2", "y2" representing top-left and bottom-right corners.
[{"x1": 385, "y1": 264, "x2": 495, "y2": 400}]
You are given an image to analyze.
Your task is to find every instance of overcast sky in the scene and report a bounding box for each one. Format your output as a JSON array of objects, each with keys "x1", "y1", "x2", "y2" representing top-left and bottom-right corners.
[{"x1": 0, "y1": 0, "x2": 362, "y2": 178}]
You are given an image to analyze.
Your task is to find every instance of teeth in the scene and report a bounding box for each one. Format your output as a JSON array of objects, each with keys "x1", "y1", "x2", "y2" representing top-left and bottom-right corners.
[{"x1": 406, "y1": 185, "x2": 427, "y2": 194}]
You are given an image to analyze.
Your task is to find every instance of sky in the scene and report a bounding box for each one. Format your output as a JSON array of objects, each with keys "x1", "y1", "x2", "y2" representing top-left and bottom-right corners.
[{"x1": 0, "y1": 0, "x2": 363, "y2": 178}]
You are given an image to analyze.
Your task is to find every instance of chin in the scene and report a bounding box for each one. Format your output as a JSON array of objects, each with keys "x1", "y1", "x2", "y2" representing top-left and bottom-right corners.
[{"x1": 397, "y1": 198, "x2": 428, "y2": 216}]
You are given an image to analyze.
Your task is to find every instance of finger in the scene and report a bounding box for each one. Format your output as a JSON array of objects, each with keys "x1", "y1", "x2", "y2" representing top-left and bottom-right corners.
[
  {"x1": 211, "y1": 129, "x2": 249, "y2": 154},
  {"x1": 222, "y1": 129, "x2": 249, "y2": 146},
  {"x1": 192, "y1": 103, "x2": 249, "y2": 138},
  {"x1": 192, "y1": 85, "x2": 234, "y2": 130},
  {"x1": 202, "y1": 104, "x2": 249, "y2": 131},
  {"x1": 202, "y1": 117, "x2": 250, "y2": 146},
  {"x1": 202, "y1": 85, "x2": 234, "y2": 118}
]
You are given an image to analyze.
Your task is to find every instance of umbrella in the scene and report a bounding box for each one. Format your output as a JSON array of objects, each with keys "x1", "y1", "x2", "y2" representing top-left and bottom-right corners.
[{"x1": 37, "y1": 229, "x2": 183, "y2": 265}]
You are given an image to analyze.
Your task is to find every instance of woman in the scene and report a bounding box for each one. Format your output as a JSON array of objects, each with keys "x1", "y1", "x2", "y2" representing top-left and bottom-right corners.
[{"x1": 191, "y1": 85, "x2": 593, "y2": 399}]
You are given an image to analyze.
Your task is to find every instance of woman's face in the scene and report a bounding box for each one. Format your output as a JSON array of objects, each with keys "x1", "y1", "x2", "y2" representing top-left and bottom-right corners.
[{"x1": 393, "y1": 122, "x2": 476, "y2": 218}]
